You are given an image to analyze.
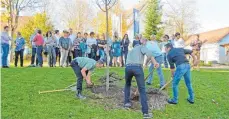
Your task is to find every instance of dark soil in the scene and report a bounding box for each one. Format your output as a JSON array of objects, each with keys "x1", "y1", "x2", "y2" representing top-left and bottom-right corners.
[{"x1": 87, "y1": 72, "x2": 169, "y2": 111}]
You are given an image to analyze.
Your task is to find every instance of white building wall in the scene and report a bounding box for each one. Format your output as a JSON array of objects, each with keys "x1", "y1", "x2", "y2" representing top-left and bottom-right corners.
[{"x1": 200, "y1": 43, "x2": 219, "y2": 63}]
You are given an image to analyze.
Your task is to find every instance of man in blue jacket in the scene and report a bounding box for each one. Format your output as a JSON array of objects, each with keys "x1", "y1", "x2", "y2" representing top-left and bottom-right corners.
[{"x1": 165, "y1": 43, "x2": 197, "y2": 104}]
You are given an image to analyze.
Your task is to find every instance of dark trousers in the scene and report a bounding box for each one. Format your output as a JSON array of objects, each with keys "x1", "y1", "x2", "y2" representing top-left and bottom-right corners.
[
  {"x1": 15, "y1": 49, "x2": 24, "y2": 67},
  {"x1": 55, "y1": 47, "x2": 61, "y2": 66},
  {"x1": 70, "y1": 61, "x2": 88, "y2": 92},
  {"x1": 121, "y1": 50, "x2": 128, "y2": 66},
  {"x1": 67, "y1": 51, "x2": 73, "y2": 66},
  {"x1": 109, "y1": 50, "x2": 113, "y2": 66},
  {"x1": 124, "y1": 65, "x2": 148, "y2": 114},
  {"x1": 163, "y1": 53, "x2": 168, "y2": 68},
  {"x1": 36, "y1": 46, "x2": 43, "y2": 66},
  {"x1": 74, "y1": 49, "x2": 82, "y2": 58},
  {"x1": 31, "y1": 47, "x2": 38, "y2": 65}
]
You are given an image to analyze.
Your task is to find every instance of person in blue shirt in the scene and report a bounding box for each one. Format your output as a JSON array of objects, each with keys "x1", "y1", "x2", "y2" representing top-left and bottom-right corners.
[
  {"x1": 165, "y1": 43, "x2": 197, "y2": 104},
  {"x1": 14, "y1": 32, "x2": 25, "y2": 67},
  {"x1": 145, "y1": 35, "x2": 165, "y2": 88},
  {"x1": 112, "y1": 32, "x2": 122, "y2": 67},
  {"x1": 132, "y1": 34, "x2": 141, "y2": 47}
]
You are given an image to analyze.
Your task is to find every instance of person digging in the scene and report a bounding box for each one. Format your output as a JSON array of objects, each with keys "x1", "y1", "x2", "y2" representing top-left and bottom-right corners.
[
  {"x1": 165, "y1": 43, "x2": 198, "y2": 104},
  {"x1": 70, "y1": 57, "x2": 104, "y2": 99},
  {"x1": 124, "y1": 38, "x2": 159, "y2": 119}
]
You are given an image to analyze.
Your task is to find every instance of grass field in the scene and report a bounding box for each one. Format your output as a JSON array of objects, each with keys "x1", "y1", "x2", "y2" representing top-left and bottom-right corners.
[{"x1": 1, "y1": 67, "x2": 229, "y2": 119}]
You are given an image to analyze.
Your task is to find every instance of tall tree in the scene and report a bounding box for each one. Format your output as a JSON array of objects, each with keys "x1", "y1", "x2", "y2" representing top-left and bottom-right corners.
[
  {"x1": 163, "y1": 0, "x2": 199, "y2": 39},
  {"x1": 1, "y1": 0, "x2": 42, "y2": 38},
  {"x1": 19, "y1": 12, "x2": 53, "y2": 47},
  {"x1": 144, "y1": 0, "x2": 163, "y2": 40}
]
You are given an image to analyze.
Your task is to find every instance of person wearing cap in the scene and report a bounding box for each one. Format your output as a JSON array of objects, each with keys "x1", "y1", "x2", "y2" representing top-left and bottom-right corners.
[
  {"x1": 145, "y1": 35, "x2": 165, "y2": 89},
  {"x1": 164, "y1": 43, "x2": 197, "y2": 104},
  {"x1": 59, "y1": 30, "x2": 72, "y2": 67},
  {"x1": 174, "y1": 32, "x2": 185, "y2": 48},
  {"x1": 124, "y1": 38, "x2": 159, "y2": 119},
  {"x1": 70, "y1": 57, "x2": 104, "y2": 99}
]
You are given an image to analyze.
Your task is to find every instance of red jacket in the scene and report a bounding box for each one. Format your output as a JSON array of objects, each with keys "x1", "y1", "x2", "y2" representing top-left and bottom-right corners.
[{"x1": 33, "y1": 34, "x2": 44, "y2": 46}]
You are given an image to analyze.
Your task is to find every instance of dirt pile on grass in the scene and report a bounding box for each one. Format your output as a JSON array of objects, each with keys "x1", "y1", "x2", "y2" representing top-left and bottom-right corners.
[{"x1": 90, "y1": 85, "x2": 168, "y2": 110}]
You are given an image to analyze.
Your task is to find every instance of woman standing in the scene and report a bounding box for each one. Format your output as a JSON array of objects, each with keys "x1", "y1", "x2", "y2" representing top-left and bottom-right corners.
[
  {"x1": 112, "y1": 32, "x2": 122, "y2": 67},
  {"x1": 72, "y1": 32, "x2": 83, "y2": 58},
  {"x1": 132, "y1": 34, "x2": 141, "y2": 47},
  {"x1": 86, "y1": 32, "x2": 97, "y2": 60},
  {"x1": 14, "y1": 32, "x2": 25, "y2": 67},
  {"x1": 97, "y1": 33, "x2": 107, "y2": 61},
  {"x1": 121, "y1": 34, "x2": 130, "y2": 66},
  {"x1": 45, "y1": 31, "x2": 56, "y2": 67}
]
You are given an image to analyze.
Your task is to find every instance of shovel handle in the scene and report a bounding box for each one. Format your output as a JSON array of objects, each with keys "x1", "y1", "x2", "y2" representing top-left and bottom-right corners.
[
  {"x1": 159, "y1": 77, "x2": 173, "y2": 91},
  {"x1": 39, "y1": 89, "x2": 71, "y2": 94},
  {"x1": 134, "y1": 69, "x2": 155, "y2": 95}
]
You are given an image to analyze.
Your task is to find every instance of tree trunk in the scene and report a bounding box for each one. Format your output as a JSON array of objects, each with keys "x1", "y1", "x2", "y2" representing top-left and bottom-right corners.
[{"x1": 105, "y1": 0, "x2": 110, "y2": 92}]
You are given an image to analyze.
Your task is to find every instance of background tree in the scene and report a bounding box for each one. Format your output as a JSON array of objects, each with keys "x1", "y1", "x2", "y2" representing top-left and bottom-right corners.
[
  {"x1": 163, "y1": 0, "x2": 199, "y2": 39},
  {"x1": 95, "y1": 0, "x2": 117, "y2": 91},
  {"x1": 144, "y1": 0, "x2": 163, "y2": 40},
  {"x1": 92, "y1": 11, "x2": 112, "y2": 36},
  {"x1": 1, "y1": 0, "x2": 42, "y2": 38},
  {"x1": 60, "y1": 0, "x2": 94, "y2": 32},
  {"x1": 19, "y1": 12, "x2": 53, "y2": 47}
]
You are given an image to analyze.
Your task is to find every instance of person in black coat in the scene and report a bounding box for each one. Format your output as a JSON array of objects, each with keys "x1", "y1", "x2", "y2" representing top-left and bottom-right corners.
[{"x1": 121, "y1": 34, "x2": 130, "y2": 66}]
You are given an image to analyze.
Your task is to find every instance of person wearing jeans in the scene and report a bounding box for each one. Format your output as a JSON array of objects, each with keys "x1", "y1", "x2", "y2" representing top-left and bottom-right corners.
[
  {"x1": 121, "y1": 34, "x2": 130, "y2": 66},
  {"x1": 70, "y1": 57, "x2": 104, "y2": 99},
  {"x1": 30, "y1": 29, "x2": 38, "y2": 66},
  {"x1": 124, "y1": 38, "x2": 159, "y2": 119},
  {"x1": 165, "y1": 43, "x2": 197, "y2": 104},
  {"x1": 1, "y1": 26, "x2": 11, "y2": 68},
  {"x1": 145, "y1": 35, "x2": 165, "y2": 88},
  {"x1": 146, "y1": 55, "x2": 165, "y2": 88},
  {"x1": 59, "y1": 30, "x2": 72, "y2": 67},
  {"x1": 160, "y1": 35, "x2": 169, "y2": 68},
  {"x1": 33, "y1": 30, "x2": 44, "y2": 67},
  {"x1": 54, "y1": 30, "x2": 61, "y2": 66},
  {"x1": 14, "y1": 32, "x2": 25, "y2": 67},
  {"x1": 45, "y1": 31, "x2": 56, "y2": 67}
]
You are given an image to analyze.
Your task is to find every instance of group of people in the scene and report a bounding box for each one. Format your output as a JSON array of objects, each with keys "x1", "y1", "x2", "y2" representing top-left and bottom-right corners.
[
  {"x1": 1, "y1": 25, "x2": 201, "y2": 118},
  {"x1": 70, "y1": 33, "x2": 199, "y2": 119}
]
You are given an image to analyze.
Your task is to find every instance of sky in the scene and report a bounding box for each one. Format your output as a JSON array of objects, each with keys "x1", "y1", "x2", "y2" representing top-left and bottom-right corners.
[
  {"x1": 122, "y1": 0, "x2": 229, "y2": 33},
  {"x1": 20, "y1": 0, "x2": 229, "y2": 33}
]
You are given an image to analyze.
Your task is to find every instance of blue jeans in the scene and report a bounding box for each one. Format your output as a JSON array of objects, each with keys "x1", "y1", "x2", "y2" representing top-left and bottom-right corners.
[
  {"x1": 124, "y1": 65, "x2": 148, "y2": 114},
  {"x1": 36, "y1": 46, "x2": 43, "y2": 66},
  {"x1": 172, "y1": 63, "x2": 194, "y2": 102},
  {"x1": 99, "y1": 49, "x2": 105, "y2": 60},
  {"x1": 163, "y1": 53, "x2": 168, "y2": 68},
  {"x1": 31, "y1": 47, "x2": 38, "y2": 65},
  {"x1": 147, "y1": 55, "x2": 165, "y2": 87},
  {"x1": 122, "y1": 50, "x2": 128, "y2": 66},
  {"x1": 1, "y1": 43, "x2": 9, "y2": 66}
]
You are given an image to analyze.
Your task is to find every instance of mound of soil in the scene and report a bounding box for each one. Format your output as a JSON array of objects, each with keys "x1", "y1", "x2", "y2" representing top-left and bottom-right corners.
[{"x1": 89, "y1": 85, "x2": 168, "y2": 110}]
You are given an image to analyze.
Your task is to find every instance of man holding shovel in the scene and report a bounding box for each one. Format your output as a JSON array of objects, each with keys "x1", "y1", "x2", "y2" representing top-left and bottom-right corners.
[
  {"x1": 165, "y1": 43, "x2": 197, "y2": 104},
  {"x1": 124, "y1": 38, "x2": 159, "y2": 119},
  {"x1": 70, "y1": 57, "x2": 104, "y2": 99}
]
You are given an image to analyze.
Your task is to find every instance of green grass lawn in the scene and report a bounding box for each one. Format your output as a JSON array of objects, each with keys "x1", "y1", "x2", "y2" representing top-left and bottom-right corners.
[{"x1": 2, "y1": 67, "x2": 229, "y2": 119}]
